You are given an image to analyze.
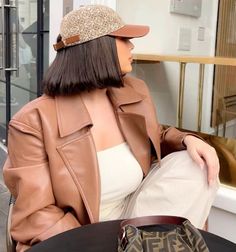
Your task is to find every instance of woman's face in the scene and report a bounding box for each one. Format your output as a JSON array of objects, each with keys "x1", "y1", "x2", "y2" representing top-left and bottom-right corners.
[{"x1": 115, "y1": 38, "x2": 134, "y2": 74}]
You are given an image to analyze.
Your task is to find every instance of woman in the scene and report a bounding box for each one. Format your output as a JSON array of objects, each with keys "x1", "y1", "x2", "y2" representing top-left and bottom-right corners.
[{"x1": 3, "y1": 5, "x2": 219, "y2": 251}]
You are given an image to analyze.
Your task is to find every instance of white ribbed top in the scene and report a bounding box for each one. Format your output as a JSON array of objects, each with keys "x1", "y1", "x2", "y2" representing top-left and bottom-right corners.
[{"x1": 97, "y1": 142, "x2": 143, "y2": 221}]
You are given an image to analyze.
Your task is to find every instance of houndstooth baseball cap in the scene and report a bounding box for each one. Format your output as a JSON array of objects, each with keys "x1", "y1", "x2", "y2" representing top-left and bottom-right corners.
[{"x1": 53, "y1": 5, "x2": 149, "y2": 51}]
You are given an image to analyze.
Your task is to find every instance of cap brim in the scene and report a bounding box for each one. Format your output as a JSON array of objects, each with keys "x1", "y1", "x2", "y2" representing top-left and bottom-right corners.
[{"x1": 109, "y1": 24, "x2": 149, "y2": 38}]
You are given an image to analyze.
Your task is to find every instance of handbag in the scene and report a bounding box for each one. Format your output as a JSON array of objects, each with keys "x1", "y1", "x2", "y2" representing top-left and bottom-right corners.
[{"x1": 118, "y1": 215, "x2": 209, "y2": 252}]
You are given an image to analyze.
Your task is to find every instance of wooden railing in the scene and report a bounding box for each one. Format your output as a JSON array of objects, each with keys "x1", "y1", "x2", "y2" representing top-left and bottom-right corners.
[{"x1": 133, "y1": 54, "x2": 236, "y2": 131}]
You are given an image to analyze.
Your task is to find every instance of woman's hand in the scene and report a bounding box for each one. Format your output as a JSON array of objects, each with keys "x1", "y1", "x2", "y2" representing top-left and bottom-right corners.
[{"x1": 183, "y1": 135, "x2": 220, "y2": 186}]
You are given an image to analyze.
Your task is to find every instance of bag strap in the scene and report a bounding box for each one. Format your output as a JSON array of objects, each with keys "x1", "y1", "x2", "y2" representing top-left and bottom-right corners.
[{"x1": 120, "y1": 215, "x2": 187, "y2": 229}]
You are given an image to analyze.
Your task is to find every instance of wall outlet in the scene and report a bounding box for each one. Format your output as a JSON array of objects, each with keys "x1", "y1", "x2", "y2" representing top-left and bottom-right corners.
[
  {"x1": 198, "y1": 27, "x2": 205, "y2": 41},
  {"x1": 178, "y1": 27, "x2": 191, "y2": 51}
]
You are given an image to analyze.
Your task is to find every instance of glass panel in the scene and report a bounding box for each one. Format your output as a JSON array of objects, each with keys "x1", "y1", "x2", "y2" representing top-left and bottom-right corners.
[
  {"x1": 42, "y1": 0, "x2": 49, "y2": 94},
  {"x1": 9, "y1": 0, "x2": 38, "y2": 114},
  {"x1": 0, "y1": 0, "x2": 44, "y2": 144},
  {"x1": 43, "y1": 33, "x2": 49, "y2": 73},
  {"x1": 20, "y1": 1, "x2": 37, "y2": 61},
  {"x1": 212, "y1": 0, "x2": 236, "y2": 132},
  {"x1": 0, "y1": 4, "x2": 4, "y2": 80},
  {"x1": 10, "y1": 6, "x2": 17, "y2": 70},
  {"x1": 11, "y1": 83, "x2": 37, "y2": 116},
  {"x1": 44, "y1": 0, "x2": 49, "y2": 31},
  {"x1": 0, "y1": 0, "x2": 50, "y2": 143},
  {"x1": 0, "y1": 80, "x2": 6, "y2": 144}
]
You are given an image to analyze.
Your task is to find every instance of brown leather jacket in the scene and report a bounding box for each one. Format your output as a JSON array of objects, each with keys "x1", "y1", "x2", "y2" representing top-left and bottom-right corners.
[{"x1": 3, "y1": 76, "x2": 188, "y2": 250}]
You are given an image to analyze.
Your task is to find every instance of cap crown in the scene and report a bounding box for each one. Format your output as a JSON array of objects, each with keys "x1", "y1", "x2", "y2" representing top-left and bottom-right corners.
[{"x1": 60, "y1": 5, "x2": 124, "y2": 46}]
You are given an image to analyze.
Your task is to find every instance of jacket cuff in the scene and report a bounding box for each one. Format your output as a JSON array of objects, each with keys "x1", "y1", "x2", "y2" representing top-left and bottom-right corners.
[{"x1": 30, "y1": 212, "x2": 80, "y2": 245}]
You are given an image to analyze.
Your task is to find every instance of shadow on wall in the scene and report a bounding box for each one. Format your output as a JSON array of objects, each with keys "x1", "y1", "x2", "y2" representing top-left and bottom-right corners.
[{"x1": 131, "y1": 62, "x2": 176, "y2": 126}]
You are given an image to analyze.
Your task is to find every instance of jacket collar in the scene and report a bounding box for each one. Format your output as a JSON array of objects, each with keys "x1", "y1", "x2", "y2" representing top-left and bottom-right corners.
[
  {"x1": 108, "y1": 78, "x2": 145, "y2": 108},
  {"x1": 55, "y1": 77, "x2": 145, "y2": 137},
  {"x1": 55, "y1": 94, "x2": 92, "y2": 137}
]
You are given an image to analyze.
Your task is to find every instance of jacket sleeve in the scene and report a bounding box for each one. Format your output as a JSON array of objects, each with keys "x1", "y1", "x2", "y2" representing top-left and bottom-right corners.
[
  {"x1": 159, "y1": 125, "x2": 188, "y2": 157},
  {"x1": 155, "y1": 109, "x2": 203, "y2": 158},
  {"x1": 3, "y1": 119, "x2": 80, "y2": 249}
]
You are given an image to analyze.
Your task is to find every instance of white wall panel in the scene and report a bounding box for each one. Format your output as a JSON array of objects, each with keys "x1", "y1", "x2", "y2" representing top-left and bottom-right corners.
[{"x1": 49, "y1": 0, "x2": 63, "y2": 63}]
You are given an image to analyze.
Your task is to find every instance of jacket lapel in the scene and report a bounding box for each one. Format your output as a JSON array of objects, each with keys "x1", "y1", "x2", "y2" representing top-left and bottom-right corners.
[
  {"x1": 117, "y1": 112, "x2": 151, "y2": 175},
  {"x1": 56, "y1": 133, "x2": 100, "y2": 223},
  {"x1": 108, "y1": 77, "x2": 161, "y2": 165},
  {"x1": 55, "y1": 95, "x2": 100, "y2": 222},
  {"x1": 108, "y1": 80, "x2": 152, "y2": 175}
]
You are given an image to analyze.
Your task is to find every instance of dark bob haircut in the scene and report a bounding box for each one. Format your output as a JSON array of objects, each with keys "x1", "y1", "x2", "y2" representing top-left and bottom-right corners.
[{"x1": 42, "y1": 35, "x2": 123, "y2": 96}]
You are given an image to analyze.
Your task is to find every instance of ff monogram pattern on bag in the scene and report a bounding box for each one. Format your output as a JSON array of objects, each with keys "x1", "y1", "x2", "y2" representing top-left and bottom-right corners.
[{"x1": 118, "y1": 220, "x2": 209, "y2": 252}]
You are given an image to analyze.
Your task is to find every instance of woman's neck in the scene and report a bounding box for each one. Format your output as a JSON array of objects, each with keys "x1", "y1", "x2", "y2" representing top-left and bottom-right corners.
[{"x1": 81, "y1": 88, "x2": 107, "y2": 103}]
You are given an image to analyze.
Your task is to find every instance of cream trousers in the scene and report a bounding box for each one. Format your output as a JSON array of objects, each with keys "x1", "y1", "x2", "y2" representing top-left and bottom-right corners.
[{"x1": 122, "y1": 150, "x2": 219, "y2": 228}]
